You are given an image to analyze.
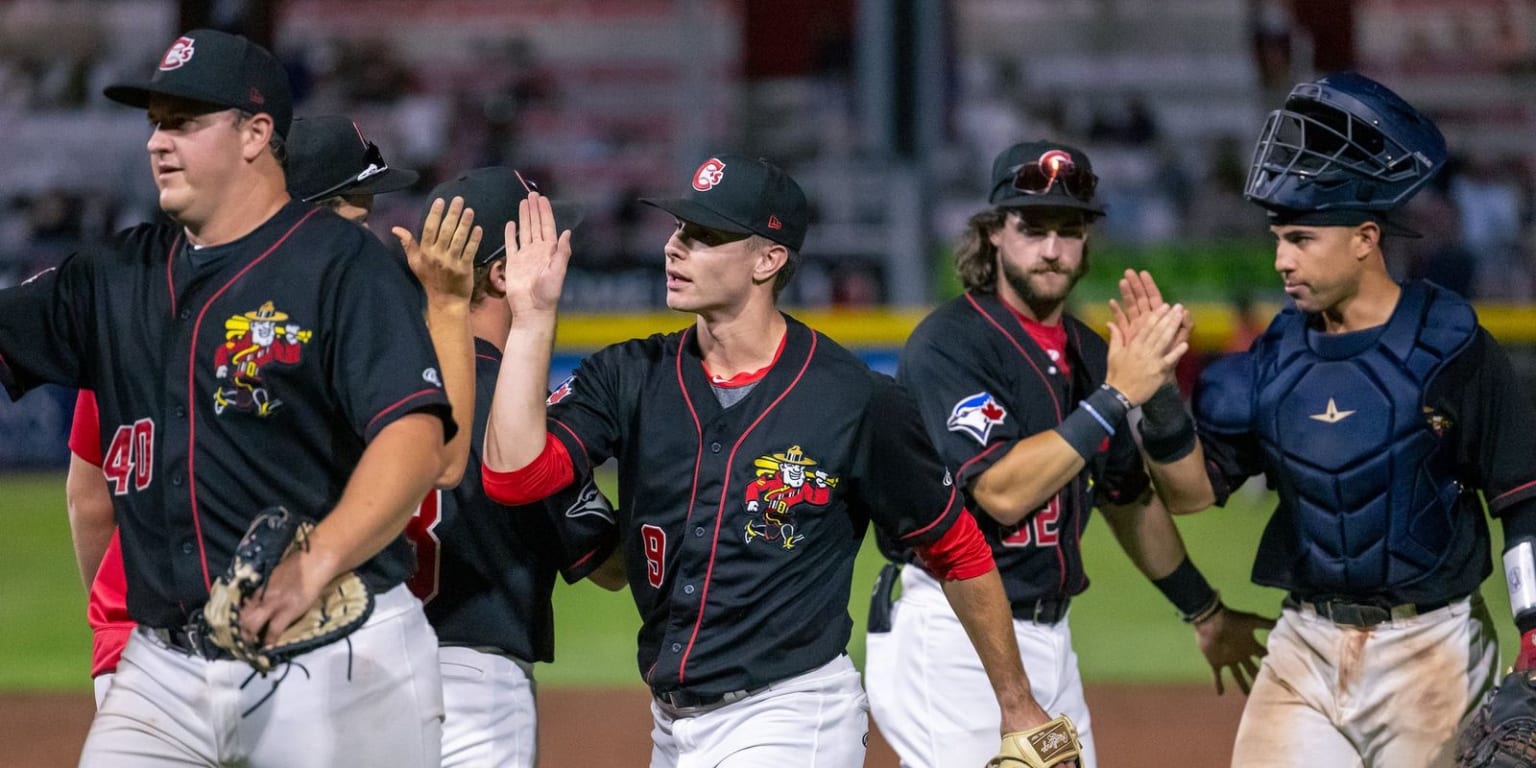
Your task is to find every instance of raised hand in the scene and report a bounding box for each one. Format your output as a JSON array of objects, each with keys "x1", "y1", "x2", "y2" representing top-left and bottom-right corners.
[
  {"x1": 1193, "y1": 605, "x2": 1276, "y2": 695},
  {"x1": 1110, "y1": 269, "x2": 1192, "y2": 374},
  {"x1": 1105, "y1": 302, "x2": 1188, "y2": 406},
  {"x1": 392, "y1": 196, "x2": 481, "y2": 306},
  {"x1": 503, "y1": 191, "x2": 573, "y2": 318}
]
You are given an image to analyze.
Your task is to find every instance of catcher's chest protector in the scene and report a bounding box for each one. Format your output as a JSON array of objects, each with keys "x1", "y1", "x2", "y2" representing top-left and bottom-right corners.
[{"x1": 1250, "y1": 282, "x2": 1476, "y2": 593}]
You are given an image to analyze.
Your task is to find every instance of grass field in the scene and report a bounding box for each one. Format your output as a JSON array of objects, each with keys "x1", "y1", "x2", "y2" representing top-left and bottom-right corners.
[{"x1": 0, "y1": 471, "x2": 1521, "y2": 691}]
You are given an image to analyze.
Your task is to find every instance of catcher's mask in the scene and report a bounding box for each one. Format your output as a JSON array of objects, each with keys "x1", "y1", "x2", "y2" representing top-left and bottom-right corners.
[{"x1": 1245, "y1": 71, "x2": 1446, "y2": 215}]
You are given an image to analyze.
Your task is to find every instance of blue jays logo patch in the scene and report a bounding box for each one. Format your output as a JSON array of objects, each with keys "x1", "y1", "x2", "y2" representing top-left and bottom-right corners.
[
  {"x1": 947, "y1": 392, "x2": 1007, "y2": 445},
  {"x1": 547, "y1": 375, "x2": 575, "y2": 406}
]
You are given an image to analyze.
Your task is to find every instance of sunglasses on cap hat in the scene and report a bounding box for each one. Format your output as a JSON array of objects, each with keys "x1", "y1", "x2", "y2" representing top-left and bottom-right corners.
[
  {"x1": 1010, "y1": 150, "x2": 1098, "y2": 203},
  {"x1": 304, "y1": 141, "x2": 389, "y2": 202}
]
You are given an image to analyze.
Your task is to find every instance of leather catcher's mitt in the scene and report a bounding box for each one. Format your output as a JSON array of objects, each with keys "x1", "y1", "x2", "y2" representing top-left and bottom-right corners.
[
  {"x1": 202, "y1": 507, "x2": 373, "y2": 673},
  {"x1": 1457, "y1": 669, "x2": 1536, "y2": 768},
  {"x1": 989, "y1": 715, "x2": 1082, "y2": 768}
]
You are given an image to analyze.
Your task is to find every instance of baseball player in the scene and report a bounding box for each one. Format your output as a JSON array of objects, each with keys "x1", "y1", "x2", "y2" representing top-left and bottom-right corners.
[
  {"x1": 397, "y1": 166, "x2": 623, "y2": 768},
  {"x1": 64, "y1": 112, "x2": 427, "y2": 709},
  {"x1": 1121, "y1": 72, "x2": 1536, "y2": 767},
  {"x1": 480, "y1": 156, "x2": 1062, "y2": 765},
  {"x1": 0, "y1": 29, "x2": 469, "y2": 767},
  {"x1": 864, "y1": 140, "x2": 1274, "y2": 768}
]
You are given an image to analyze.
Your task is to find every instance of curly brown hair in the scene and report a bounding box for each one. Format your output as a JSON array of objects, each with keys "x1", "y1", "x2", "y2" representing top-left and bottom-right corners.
[{"x1": 952, "y1": 209, "x2": 1010, "y2": 293}]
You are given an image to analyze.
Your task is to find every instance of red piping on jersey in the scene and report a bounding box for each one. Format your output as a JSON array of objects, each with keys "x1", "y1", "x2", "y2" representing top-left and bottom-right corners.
[
  {"x1": 186, "y1": 208, "x2": 320, "y2": 591},
  {"x1": 1493, "y1": 479, "x2": 1536, "y2": 505},
  {"x1": 956, "y1": 441, "x2": 1006, "y2": 487},
  {"x1": 568, "y1": 547, "x2": 599, "y2": 572},
  {"x1": 669, "y1": 326, "x2": 707, "y2": 685},
  {"x1": 964, "y1": 294, "x2": 1061, "y2": 420},
  {"x1": 550, "y1": 419, "x2": 592, "y2": 476},
  {"x1": 474, "y1": 353, "x2": 498, "y2": 363},
  {"x1": 899, "y1": 481, "x2": 959, "y2": 541},
  {"x1": 1065, "y1": 323, "x2": 1085, "y2": 593},
  {"x1": 365, "y1": 388, "x2": 444, "y2": 435},
  {"x1": 677, "y1": 329, "x2": 818, "y2": 686},
  {"x1": 966, "y1": 293, "x2": 1071, "y2": 591},
  {"x1": 164, "y1": 234, "x2": 183, "y2": 316}
]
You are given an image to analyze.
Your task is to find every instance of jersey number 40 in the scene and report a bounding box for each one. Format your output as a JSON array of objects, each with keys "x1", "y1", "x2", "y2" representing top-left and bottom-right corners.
[{"x1": 103, "y1": 419, "x2": 155, "y2": 496}]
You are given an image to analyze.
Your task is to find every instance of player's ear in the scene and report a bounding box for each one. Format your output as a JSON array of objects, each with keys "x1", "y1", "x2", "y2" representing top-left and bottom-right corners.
[
  {"x1": 237, "y1": 112, "x2": 276, "y2": 163},
  {"x1": 1353, "y1": 221, "x2": 1381, "y2": 258},
  {"x1": 490, "y1": 259, "x2": 508, "y2": 293},
  {"x1": 753, "y1": 240, "x2": 790, "y2": 285}
]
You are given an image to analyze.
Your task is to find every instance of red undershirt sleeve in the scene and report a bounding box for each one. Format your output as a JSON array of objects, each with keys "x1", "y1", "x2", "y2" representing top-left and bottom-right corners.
[
  {"x1": 481, "y1": 434, "x2": 576, "y2": 505},
  {"x1": 913, "y1": 509, "x2": 996, "y2": 581}
]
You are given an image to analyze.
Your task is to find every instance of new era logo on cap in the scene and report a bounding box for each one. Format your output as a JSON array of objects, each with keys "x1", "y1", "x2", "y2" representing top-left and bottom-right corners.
[
  {"x1": 161, "y1": 37, "x2": 195, "y2": 70},
  {"x1": 693, "y1": 158, "x2": 727, "y2": 191}
]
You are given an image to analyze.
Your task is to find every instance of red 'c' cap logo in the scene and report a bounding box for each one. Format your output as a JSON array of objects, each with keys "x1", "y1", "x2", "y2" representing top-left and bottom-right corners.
[
  {"x1": 693, "y1": 158, "x2": 727, "y2": 191},
  {"x1": 1038, "y1": 149, "x2": 1074, "y2": 179},
  {"x1": 160, "y1": 37, "x2": 196, "y2": 71}
]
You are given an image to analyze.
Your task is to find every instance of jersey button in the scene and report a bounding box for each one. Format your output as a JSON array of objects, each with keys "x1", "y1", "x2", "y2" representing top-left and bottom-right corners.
[
  {"x1": 670, "y1": 642, "x2": 682, "y2": 653},
  {"x1": 171, "y1": 474, "x2": 185, "y2": 487},
  {"x1": 174, "y1": 406, "x2": 186, "y2": 418},
  {"x1": 694, "y1": 526, "x2": 705, "y2": 538},
  {"x1": 179, "y1": 541, "x2": 195, "y2": 555},
  {"x1": 179, "y1": 309, "x2": 191, "y2": 320},
  {"x1": 683, "y1": 584, "x2": 695, "y2": 594},
  {"x1": 710, "y1": 442, "x2": 722, "y2": 453}
]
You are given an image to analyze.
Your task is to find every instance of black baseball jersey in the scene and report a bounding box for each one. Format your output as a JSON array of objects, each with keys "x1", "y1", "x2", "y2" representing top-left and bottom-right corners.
[
  {"x1": 0, "y1": 203, "x2": 454, "y2": 629},
  {"x1": 1197, "y1": 285, "x2": 1536, "y2": 605},
  {"x1": 408, "y1": 337, "x2": 616, "y2": 663},
  {"x1": 542, "y1": 314, "x2": 965, "y2": 698},
  {"x1": 892, "y1": 292, "x2": 1150, "y2": 606}
]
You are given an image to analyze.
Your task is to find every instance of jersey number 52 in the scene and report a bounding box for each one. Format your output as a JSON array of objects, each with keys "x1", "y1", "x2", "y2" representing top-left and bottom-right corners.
[{"x1": 1000, "y1": 496, "x2": 1061, "y2": 548}]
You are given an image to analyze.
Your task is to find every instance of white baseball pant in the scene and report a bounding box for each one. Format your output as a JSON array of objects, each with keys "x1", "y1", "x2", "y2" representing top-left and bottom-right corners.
[
  {"x1": 80, "y1": 584, "x2": 444, "y2": 767},
  {"x1": 1230, "y1": 596, "x2": 1497, "y2": 768},
  {"x1": 865, "y1": 566, "x2": 1097, "y2": 768},
  {"x1": 649, "y1": 654, "x2": 869, "y2": 767},
  {"x1": 439, "y1": 645, "x2": 538, "y2": 768}
]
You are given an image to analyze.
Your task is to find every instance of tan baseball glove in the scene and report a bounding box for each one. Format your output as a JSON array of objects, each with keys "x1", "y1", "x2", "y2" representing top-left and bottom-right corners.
[
  {"x1": 988, "y1": 715, "x2": 1082, "y2": 768},
  {"x1": 202, "y1": 507, "x2": 374, "y2": 674}
]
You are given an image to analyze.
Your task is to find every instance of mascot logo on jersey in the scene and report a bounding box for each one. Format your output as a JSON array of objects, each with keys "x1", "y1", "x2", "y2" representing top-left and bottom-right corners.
[
  {"x1": 160, "y1": 36, "x2": 195, "y2": 70},
  {"x1": 212, "y1": 301, "x2": 312, "y2": 417},
  {"x1": 743, "y1": 445, "x2": 838, "y2": 550},
  {"x1": 948, "y1": 391, "x2": 1007, "y2": 445},
  {"x1": 692, "y1": 158, "x2": 727, "y2": 191}
]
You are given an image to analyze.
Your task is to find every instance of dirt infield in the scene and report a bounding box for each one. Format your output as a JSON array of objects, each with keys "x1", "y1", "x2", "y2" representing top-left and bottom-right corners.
[{"x1": 5, "y1": 683, "x2": 1244, "y2": 766}]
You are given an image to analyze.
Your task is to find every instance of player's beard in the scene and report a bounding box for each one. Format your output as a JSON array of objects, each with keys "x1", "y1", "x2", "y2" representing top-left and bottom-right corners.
[{"x1": 1000, "y1": 248, "x2": 1089, "y2": 318}]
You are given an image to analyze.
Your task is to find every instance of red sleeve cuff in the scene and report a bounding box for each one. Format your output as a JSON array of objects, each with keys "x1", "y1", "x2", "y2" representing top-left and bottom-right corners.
[
  {"x1": 70, "y1": 389, "x2": 102, "y2": 465},
  {"x1": 913, "y1": 509, "x2": 996, "y2": 581},
  {"x1": 482, "y1": 434, "x2": 576, "y2": 505}
]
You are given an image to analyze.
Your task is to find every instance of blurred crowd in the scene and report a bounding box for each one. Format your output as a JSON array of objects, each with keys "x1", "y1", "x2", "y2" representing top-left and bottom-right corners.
[{"x1": 4, "y1": 2, "x2": 1536, "y2": 306}]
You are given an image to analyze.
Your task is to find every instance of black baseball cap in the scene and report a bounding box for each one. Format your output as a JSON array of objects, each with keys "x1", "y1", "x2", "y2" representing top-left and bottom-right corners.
[
  {"x1": 285, "y1": 115, "x2": 419, "y2": 202},
  {"x1": 989, "y1": 140, "x2": 1105, "y2": 217},
  {"x1": 105, "y1": 29, "x2": 293, "y2": 138},
  {"x1": 640, "y1": 154, "x2": 808, "y2": 250},
  {"x1": 424, "y1": 167, "x2": 584, "y2": 266}
]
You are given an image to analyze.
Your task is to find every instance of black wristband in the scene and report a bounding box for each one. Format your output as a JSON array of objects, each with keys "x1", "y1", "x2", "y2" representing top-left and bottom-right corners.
[
  {"x1": 1137, "y1": 384, "x2": 1197, "y2": 463},
  {"x1": 1054, "y1": 387, "x2": 1130, "y2": 460},
  {"x1": 1151, "y1": 556, "x2": 1219, "y2": 621}
]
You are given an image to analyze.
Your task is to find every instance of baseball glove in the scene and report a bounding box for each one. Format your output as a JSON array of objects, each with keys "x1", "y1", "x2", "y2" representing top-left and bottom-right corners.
[
  {"x1": 989, "y1": 715, "x2": 1082, "y2": 768},
  {"x1": 1456, "y1": 669, "x2": 1536, "y2": 767},
  {"x1": 202, "y1": 507, "x2": 374, "y2": 673}
]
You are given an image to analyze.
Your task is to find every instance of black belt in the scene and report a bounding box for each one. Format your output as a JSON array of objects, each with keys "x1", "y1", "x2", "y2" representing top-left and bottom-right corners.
[
  {"x1": 150, "y1": 624, "x2": 233, "y2": 661},
  {"x1": 1012, "y1": 596, "x2": 1070, "y2": 625},
  {"x1": 1285, "y1": 595, "x2": 1458, "y2": 628},
  {"x1": 653, "y1": 684, "x2": 769, "y2": 712}
]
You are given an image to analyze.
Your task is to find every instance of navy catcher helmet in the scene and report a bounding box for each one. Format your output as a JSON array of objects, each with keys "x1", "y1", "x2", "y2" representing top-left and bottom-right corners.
[{"x1": 1245, "y1": 72, "x2": 1446, "y2": 214}]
